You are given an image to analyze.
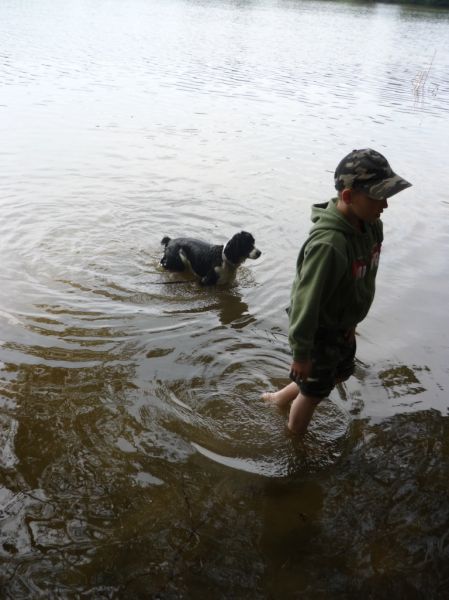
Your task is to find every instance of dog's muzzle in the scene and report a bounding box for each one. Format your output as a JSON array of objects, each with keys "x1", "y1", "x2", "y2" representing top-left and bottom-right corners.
[{"x1": 249, "y1": 247, "x2": 262, "y2": 259}]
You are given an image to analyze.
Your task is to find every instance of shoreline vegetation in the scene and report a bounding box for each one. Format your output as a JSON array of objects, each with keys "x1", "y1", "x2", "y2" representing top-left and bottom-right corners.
[{"x1": 332, "y1": 0, "x2": 449, "y2": 8}]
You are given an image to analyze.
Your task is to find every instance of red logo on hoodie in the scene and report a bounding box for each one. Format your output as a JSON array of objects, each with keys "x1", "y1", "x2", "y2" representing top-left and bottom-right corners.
[
  {"x1": 352, "y1": 260, "x2": 367, "y2": 279},
  {"x1": 371, "y1": 243, "x2": 381, "y2": 269},
  {"x1": 352, "y1": 244, "x2": 382, "y2": 279}
]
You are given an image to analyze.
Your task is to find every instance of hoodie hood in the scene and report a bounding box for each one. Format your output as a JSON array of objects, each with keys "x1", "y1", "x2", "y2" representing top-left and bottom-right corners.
[{"x1": 309, "y1": 198, "x2": 357, "y2": 237}]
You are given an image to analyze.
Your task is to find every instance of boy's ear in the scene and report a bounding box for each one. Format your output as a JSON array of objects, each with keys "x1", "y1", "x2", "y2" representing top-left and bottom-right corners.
[{"x1": 341, "y1": 188, "x2": 352, "y2": 204}]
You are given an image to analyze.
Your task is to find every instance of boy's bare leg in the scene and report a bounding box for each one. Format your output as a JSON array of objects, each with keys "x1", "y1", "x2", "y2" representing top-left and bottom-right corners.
[
  {"x1": 261, "y1": 381, "x2": 299, "y2": 408},
  {"x1": 288, "y1": 393, "x2": 322, "y2": 434}
]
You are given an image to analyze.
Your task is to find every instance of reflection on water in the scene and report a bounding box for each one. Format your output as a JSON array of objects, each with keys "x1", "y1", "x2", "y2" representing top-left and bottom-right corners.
[
  {"x1": 262, "y1": 410, "x2": 449, "y2": 598},
  {"x1": 379, "y1": 364, "x2": 427, "y2": 399},
  {"x1": 1, "y1": 392, "x2": 448, "y2": 596},
  {"x1": 1, "y1": 0, "x2": 449, "y2": 596}
]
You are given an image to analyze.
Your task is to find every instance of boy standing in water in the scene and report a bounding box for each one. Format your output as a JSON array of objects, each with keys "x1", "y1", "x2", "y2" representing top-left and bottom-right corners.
[{"x1": 263, "y1": 149, "x2": 411, "y2": 434}]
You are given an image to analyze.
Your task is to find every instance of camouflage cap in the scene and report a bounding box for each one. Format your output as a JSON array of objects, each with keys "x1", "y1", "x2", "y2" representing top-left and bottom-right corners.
[{"x1": 334, "y1": 148, "x2": 412, "y2": 200}]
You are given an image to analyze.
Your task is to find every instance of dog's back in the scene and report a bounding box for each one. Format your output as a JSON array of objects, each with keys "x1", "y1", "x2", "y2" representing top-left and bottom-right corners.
[{"x1": 160, "y1": 236, "x2": 223, "y2": 277}]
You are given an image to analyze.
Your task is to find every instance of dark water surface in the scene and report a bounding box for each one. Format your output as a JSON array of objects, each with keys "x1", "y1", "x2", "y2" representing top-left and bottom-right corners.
[{"x1": 1, "y1": 0, "x2": 449, "y2": 597}]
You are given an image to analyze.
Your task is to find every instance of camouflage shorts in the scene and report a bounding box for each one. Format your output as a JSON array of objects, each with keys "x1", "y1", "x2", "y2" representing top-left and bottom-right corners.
[{"x1": 293, "y1": 329, "x2": 356, "y2": 399}]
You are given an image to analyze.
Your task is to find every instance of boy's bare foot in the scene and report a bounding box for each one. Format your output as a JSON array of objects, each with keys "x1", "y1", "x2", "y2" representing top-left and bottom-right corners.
[
  {"x1": 261, "y1": 391, "x2": 292, "y2": 408},
  {"x1": 261, "y1": 382, "x2": 299, "y2": 408}
]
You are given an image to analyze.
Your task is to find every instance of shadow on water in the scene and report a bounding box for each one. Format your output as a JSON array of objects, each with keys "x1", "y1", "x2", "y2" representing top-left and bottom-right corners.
[{"x1": 1, "y1": 326, "x2": 448, "y2": 597}]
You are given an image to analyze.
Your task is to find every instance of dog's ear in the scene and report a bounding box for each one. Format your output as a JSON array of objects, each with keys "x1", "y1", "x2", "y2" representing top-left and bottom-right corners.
[
  {"x1": 240, "y1": 231, "x2": 255, "y2": 245},
  {"x1": 236, "y1": 232, "x2": 255, "y2": 254},
  {"x1": 224, "y1": 232, "x2": 254, "y2": 263}
]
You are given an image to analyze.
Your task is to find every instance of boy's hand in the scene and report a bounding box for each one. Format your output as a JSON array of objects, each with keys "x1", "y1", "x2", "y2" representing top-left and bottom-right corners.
[{"x1": 289, "y1": 359, "x2": 312, "y2": 384}]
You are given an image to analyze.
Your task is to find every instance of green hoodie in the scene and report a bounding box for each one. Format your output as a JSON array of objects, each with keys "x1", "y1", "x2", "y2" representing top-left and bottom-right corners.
[{"x1": 288, "y1": 198, "x2": 383, "y2": 360}]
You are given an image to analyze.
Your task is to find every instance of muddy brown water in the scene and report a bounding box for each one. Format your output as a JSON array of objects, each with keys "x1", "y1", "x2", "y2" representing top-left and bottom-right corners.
[{"x1": 1, "y1": 0, "x2": 449, "y2": 597}]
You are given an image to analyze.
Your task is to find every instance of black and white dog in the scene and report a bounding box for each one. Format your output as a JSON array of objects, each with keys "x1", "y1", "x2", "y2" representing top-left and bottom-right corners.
[{"x1": 160, "y1": 231, "x2": 261, "y2": 285}]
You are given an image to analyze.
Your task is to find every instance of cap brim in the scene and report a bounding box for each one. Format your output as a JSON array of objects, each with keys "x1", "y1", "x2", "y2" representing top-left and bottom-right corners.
[{"x1": 363, "y1": 173, "x2": 412, "y2": 200}]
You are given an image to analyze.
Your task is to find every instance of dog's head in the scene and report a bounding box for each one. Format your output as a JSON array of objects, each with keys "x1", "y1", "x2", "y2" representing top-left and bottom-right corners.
[{"x1": 223, "y1": 231, "x2": 261, "y2": 266}]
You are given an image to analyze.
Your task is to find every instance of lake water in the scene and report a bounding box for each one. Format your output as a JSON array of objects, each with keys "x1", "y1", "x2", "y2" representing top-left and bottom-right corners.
[{"x1": 1, "y1": 0, "x2": 449, "y2": 596}]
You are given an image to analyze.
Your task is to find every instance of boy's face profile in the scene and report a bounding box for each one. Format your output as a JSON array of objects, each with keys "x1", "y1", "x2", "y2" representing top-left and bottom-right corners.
[{"x1": 340, "y1": 188, "x2": 388, "y2": 225}]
